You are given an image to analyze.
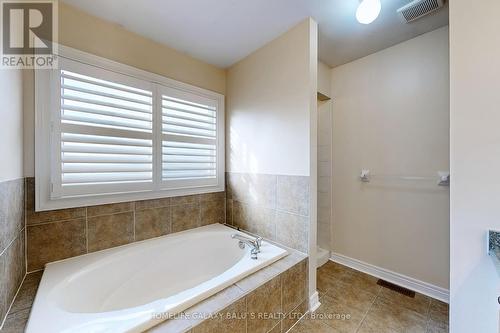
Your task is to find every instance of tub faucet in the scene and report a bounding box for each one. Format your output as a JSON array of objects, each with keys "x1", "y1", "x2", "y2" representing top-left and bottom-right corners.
[{"x1": 232, "y1": 234, "x2": 262, "y2": 260}]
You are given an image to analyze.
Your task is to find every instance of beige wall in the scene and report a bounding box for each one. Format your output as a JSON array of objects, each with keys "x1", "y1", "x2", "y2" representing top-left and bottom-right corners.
[
  {"x1": 450, "y1": 0, "x2": 500, "y2": 331},
  {"x1": 59, "y1": 3, "x2": 225, "y2": 94},
  {"x1": 0, "y1": 70, "x2": 23, "y2": 182},
  {"x1": 226, "y1": 18, "x2": 318, "y2": 301},
  {"x1": 226, "y1": 18, "x2": 316, "y2": 176},
  {"x1": 23, "y1": 3, "x2": 226, "y2": 177},
  {"x1": 331, "y1": 26, "x2": 450, "y2": 289}
]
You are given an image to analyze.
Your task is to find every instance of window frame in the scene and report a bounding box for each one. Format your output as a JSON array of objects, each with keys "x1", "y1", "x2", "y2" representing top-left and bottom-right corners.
[{"x1": 35, "y1": 45, "x2": 225, "y2": 211}]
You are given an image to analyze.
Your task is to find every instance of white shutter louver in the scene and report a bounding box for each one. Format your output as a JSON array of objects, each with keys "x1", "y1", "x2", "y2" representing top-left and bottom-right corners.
[
  {"x1": 56, "y1": 67, "x2": 154, "y2": 197},
  {"x1": 161, "y1": 88, "x2": 218, "y2": 186}
]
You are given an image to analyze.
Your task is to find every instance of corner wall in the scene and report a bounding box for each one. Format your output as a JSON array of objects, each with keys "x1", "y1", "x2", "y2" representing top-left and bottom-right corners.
[
  {"x1": 450, "y1": 0, "x2": 500, "y2": 331},
  {"x1": 226, "y1": 18, "x2": 318, "y2": 301},
  {"x1": 330, "y1": 27, "x2": 450, "y2": 292}
]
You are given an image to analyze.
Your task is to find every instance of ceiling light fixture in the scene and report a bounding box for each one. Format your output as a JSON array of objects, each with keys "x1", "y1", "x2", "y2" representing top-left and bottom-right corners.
[{"x1": 356, "y1": 0, "x2": 381, "y2": 24}]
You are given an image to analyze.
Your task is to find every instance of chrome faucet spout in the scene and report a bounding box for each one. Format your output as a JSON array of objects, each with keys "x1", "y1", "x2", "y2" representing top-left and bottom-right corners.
[{"x1": 232, "y1": 234, "x2": 261, "y2": 259}]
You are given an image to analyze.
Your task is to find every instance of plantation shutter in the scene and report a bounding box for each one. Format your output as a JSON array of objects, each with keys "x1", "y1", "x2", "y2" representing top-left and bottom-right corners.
[
  {"x1": 160, "y1": 86, "x2": 219, "y2": 188},
  {"x1": 53, "y1": 58, "x2": 155, "y2": 197}
]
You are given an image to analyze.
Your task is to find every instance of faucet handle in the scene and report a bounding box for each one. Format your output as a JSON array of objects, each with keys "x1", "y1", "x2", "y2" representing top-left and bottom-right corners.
[{"x1": 255, "y1": 237, "x2": 263, "y2": 251}]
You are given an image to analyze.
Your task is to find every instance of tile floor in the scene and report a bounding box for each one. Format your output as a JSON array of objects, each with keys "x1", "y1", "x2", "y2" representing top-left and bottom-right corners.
[
  {"x1": 290, "y1": 261, "x2": 449, "y2": 333},
  {"x1": 1, "y1": 271, "x2": 42, "y2": 333}
]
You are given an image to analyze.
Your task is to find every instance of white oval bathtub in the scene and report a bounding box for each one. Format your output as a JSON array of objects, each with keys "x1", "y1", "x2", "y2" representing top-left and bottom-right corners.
[{"x1": 26, "y1": 224, "x2": 288, "y2": 333}]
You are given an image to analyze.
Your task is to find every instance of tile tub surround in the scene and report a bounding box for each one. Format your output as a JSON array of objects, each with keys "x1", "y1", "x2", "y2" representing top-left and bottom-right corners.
[
  {"x1": 25, "y1": 178, "x2": 226, "y2": 272},
  {"x1": 0, "y1": 178, "x2": 26, "y2": 329},
  {"x1": 1, "y1": 251, "x2": 307, "y2": 333},
  {"x1": 226, "y1": 173, "x2": 310, "y2": 253},
  {"x1": 147, "y1": 251, "x2": 309, "y2": 333}
]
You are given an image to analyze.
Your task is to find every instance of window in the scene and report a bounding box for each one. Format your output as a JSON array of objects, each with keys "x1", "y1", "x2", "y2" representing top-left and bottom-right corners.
[{"x1": 35, "y1": 46, "x2": 224, "y2": 211}]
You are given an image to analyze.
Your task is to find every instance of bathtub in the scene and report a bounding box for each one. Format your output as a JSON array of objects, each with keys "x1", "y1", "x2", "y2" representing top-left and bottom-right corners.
[{"x1": 26, "y1": 224, "x2": 288, "y2": 333}]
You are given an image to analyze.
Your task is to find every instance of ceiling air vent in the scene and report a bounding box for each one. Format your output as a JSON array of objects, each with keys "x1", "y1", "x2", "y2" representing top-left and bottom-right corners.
[{"x1": 397, "y1": 0, "x2": 445, "y2": 23}]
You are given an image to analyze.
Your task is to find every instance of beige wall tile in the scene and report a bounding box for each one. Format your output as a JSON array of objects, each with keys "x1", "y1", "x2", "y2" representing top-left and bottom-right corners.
[
  {"x1": 247, "y1": 275, "x2": 282, "y2": 333},
  {"x1": 87, "y1": 202, "x2": 134, "y2": 217},
  {"x1": 88, "y1": 212, "x2": 134, "y2": 252},
  {"x1": 199, "y1": 192, "x2": 225, "y2": 202},
  {"x1": 0, "y1": 178, "x2": 25, "y2": 326},
  {"x1": 225, "y1": 199, "x2": 233, "y2": 225},
  {"x1": 24, "y1": 184, "x2": 227, "y2": 271},
  {"x1": 282, "y1": 260, "x2": 307, "y2": 315},
  {"x1": 277, "y1": 176, "x2": 309, "y2": 216},
  {"x1": 27, "y1": 219, "x2": 86, "y2": 271},
  {"x1": 135, "y1": 207, "x2": 171, "y2": 241},
  {"x1": 275, "y1": 212, "x2": 308, "y2": 253},
  {"x1": 0, "y1": 178, "x2": 24, "y2": 253},
  {"x1": 200, "y1": 199, "x2": 225, "y2": 226},
  {"x1": 135, "y1": 198, "x2": 170, "y2": 210},
  {"x1": 25, "y1": 178, "x2": 85, "y2": 226},
  {"x1": 228, "y1": 173, "x2": 277, "y2": 208},
  {"x1": 233, "y1": 201, "x2": 275, "y2": 240},
  {"x1": 218, "y1": 297, "x2": 246, "y2": 333},
  {"x1": 26, "y1": 206, "x2": 86, "y2": 226},
  {"x1": 192, "y1": 316, "x2": 219, "y2": 333},
  {"x1": 171, "y1": 204, "x2": 200, "y2": 233},
  {"x1": 171, "y1": 195, "x2": 200, "y2": 206}
]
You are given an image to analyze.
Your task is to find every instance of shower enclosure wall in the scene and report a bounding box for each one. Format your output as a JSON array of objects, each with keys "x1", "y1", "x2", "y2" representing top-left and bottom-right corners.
[{"x1": 317, "y1": 99, "x2": 332, "y2": 266}]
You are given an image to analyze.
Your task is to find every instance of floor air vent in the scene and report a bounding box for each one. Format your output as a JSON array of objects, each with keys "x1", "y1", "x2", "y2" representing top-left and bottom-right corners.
[
  {"x1": 377, "y1": 279, "x2": 416, "y2": 297},
  {"x1": 397, "y1": 0, "x2": 445, "y2": 23}
]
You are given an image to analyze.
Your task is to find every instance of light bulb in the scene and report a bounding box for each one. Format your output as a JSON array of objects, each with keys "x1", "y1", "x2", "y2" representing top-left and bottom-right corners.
[{"x1": 356, "y1": 0, "x2": 381, "y2": 24}]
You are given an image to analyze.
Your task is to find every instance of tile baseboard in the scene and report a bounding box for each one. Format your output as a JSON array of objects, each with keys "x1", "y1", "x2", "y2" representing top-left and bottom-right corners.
[{"x1": 329, "y1": 252, "x2": 449, "y2": 303}]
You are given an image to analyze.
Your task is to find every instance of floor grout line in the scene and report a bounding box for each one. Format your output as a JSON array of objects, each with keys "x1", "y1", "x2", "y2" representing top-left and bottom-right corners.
[
  {"x1": 423, "y1": 298, "x2": 433, "y2": 332},
  {"x1": 0, "y1": 272, "x2": 27, "y2": 330},
  {"x1": 354, "y1": 286, "x2": 382, "y2": 333}
]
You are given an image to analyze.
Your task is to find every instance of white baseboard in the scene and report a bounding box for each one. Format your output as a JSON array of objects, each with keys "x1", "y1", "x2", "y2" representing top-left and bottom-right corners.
[
  {"x1": 309, "y1": 291, "x2": 321, "y2": 312},
  {"x1": 330, "y1": 252, "x2": 449, "y2": 303}
]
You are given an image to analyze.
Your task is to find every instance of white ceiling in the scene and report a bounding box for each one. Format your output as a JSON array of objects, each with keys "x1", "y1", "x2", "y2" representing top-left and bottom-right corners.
[{"x1": 62, "y1": 0, "x2": 449, "y2": 68}]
